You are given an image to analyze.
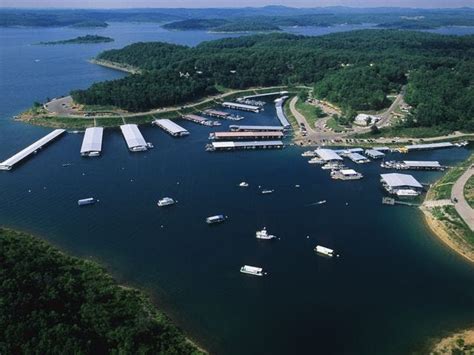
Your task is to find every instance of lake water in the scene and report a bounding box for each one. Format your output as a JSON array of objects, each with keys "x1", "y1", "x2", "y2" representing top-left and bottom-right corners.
[{"x1": 1, "y1": 22, "x2": 474, "y2": 355}]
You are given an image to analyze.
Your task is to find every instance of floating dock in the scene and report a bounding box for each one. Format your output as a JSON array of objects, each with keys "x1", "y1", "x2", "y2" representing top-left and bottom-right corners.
[
  {"x1": 206, "y1": 140, "x2": 284, "y2": 152},
  {"x1": 229, "y1": 125, "x2": 284, "y2": 132},
  {"x1": 381, "y1": 160, "x2": 445, "y2": 171},
  {"x1": 0, "y1": 129, "x2": 66, "y2": 170},
  {"x1": 222, "y1": 102, "x2": 261, "y2": 113},
  {"x1": 241, "y1": 91, "x2": 288, "y2": 100},
  {"x1": 365, "y1": 149, "x2": 385, "y2": 159},
  {"x1": 404, "y1": 142, "x2": 454, "y2": 152},
  {"x1": 153, "y1": 119, "x2": 189, "y2": 137},
  {"x1": 380, "y1": 173, "x2": 423, "y2": 195},
  {"x1": 315, "y1": 148, "x2": 343, "y2": 162},
  {"x1": 209, "y1": 131, "x2": 284, "y2": 140},
  {"x1": 120, "y1": 124, "x2": 148, "y2": 152},
  {"x1": 182, "y1": 114, "x2": 214, "y2": 126},
  {"x1": 335, "y1": 148, "x2": 364, "y2": 155},
  {"x1": 274, "y1": 96, "x2": 291, "y2": 129},
  {"x1": 80, "y1": 127, "x2": 103, "y2": 157},
  {"x1": 372, "y1": 146, "x2": 391, "y2": 152},
  {"x1": 202, "y1": 109, "x2": 229, "y2": 119}
]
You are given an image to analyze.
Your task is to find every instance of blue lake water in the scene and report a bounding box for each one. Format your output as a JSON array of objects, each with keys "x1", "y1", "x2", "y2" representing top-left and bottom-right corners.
[{"x1": 1, "y1": 22, "x2": 474, "y2": 354}]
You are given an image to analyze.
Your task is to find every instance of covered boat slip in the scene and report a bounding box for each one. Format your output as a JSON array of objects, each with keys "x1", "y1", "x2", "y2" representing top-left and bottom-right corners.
[
  {"x1": 275, "y1": 96, "x2": 291, "y2": 129},
  {"x1": 210, "y1": 131, "x2": 284, "y2": 140},
  {"x1": 222, "y1": 102, "x2": 261, "y2": 113},
  {"x1": 0, "y1": 129, "x2": 66, "y2": 170},
  {"x1": 208, "y1": 140, "x2": 284, "y2": 151},
  {"x1": 230, "y1": 125, "x2": 284, "y2": 132},
  {"x1": 182, "y1": 114, "x2": 212, "y2": 125},
  {"x1": 380, "y1": 173, "x2": 423, "y2": 193},
  {"x1": 315, "y1": 148, "x2": 343, "y2": 162},
  {"x1": 80, "y1": 127, "x2": 103, "y2": 156},
  {"x1": 346, "y1": 152, "x2": 370, "y2": 163},
  {"x1": 405, "y1": 142, "x2": 454, "y2": 151},
  {"x1": 153, "y1": 119, "x2": 189, "y2": 137},
  {"x1": 241, "y1": 91, "x2": 288, "y2": 100},
  {"x1": 120, "y1": 124, "x2": 148, "y2": 152},
  {"x1": 365, "y1": 149, "x2": 385, "y2": 159}
]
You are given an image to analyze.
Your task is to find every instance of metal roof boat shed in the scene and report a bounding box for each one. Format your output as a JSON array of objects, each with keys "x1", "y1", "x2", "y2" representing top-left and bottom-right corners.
[
  {"x1": 372, "y1": 146, "x2": 391, "y2": 152},
  {"x1": 380, "y1": 173, "x2": 423, "y2": 190},
  {"x1": 0, "y1": 129, "x2": 66, "y2": 170},
  {"x1": 405, "y1": 142, "x2": 454, "y2": 151},
  {"x1": 210, "y1": 131, "x2": 283, "y2": 140},
  {"x1": 347, "y1": 152, "x2": 370, "y2": 163},
  {"x1": 120, "y1": 124, "x2": 148, "y2": 152},
  {"x1": 275, "y1": 96, "x2": 291, "y2": 129},
  {"x1": 365, "y1": 149, "x2": 385, "y2": 159},
  {"x1": 208, "y1": 140, "x2": 283, "y2": 151},
  {"x1": 230, "y1": 125, "x2": 284, "y2": 132},
  {"x1": 335, "y1": 148, "x2": 364, "y2": 154},
  {"x1": 80, "y1": 127, "x2": 103, "y2": 156},
  {"x1": 315, "y1": 149, "x2": 343, "y2": 162},
  {"x1": 403, "y1": 161, "x2": 442, "y2": 169},
  {"x1": 222, "y1": 102, "x2": 260, "y2": 112},
  {"x1": 153, "y1": 119, "x2": 189, "y2": 137}
]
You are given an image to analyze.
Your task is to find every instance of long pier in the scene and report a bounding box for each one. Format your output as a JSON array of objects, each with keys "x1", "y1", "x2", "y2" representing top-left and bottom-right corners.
[
  {"x1": 229, "y1": 125, "x2": 284, "y2": 132},
  {"x1": 222, "y1": 102, "x2": 261, "y2": 113},
  {"x1": 209, "y1": 131, "x2": 284, "y2": 140},
  {"x1": 182, "y1": 114, "x2": 215, "y2": 126},
  {"x1": 0, "y1": 129, "x2": 66, "y2": 170},
  {"x1": 275, "y1": 96, "x2": 290, "y2": 129},
  {"x1": 206, "y1": 140, "x2": 284, "y2": 152},
  {"x1": 242, "y1": 91, "x2": 289, "y2": 100},
  {"x1": 120, "y1": 124, "x2": 148, "y2": 152}
]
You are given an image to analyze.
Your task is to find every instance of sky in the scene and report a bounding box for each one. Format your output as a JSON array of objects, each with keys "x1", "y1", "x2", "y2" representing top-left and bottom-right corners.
[{"x1": 2, "y1": 0, "x2": 473, "y2": 8}]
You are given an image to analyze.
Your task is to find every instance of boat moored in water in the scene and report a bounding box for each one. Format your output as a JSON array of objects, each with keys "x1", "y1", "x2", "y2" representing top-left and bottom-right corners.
[
  {"x1": 240, "y1": 265, "x2": 264, "y2": 276},
  {"x1": 261, "y1": 189, "x2": 274, "y2": 194},
  {"x1": 315, "y1": 245, "x2": 334, "y2": 257},
  {"x1": 239, "y1": 181, "x2": 249, "y2": 187},
  {"x1": 206, "y1": 215, "x2": 227, "y2": 224},
  {"x1": 157, "y1": 197, "x2": 176, "y2": 207},
  {"x1": 256, "y1": 227, "x2": 276, "y2": 240},
  {"x1": 78, "y1": 197, "x2": 96, "y2": 206}
]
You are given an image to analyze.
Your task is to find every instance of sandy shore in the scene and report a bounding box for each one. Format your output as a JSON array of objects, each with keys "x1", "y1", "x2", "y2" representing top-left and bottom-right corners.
[
  {"x1": 431, "y1": 328, "x2": 474, "y2": 354},
  {"x1": 89, "y1": 59, "x2": 141, "y2": 74},
  {"x1": 420, "y1": 206, "x2": 474, "y2": 264}
]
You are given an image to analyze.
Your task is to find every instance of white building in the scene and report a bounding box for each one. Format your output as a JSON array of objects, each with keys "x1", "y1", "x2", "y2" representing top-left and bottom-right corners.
[{"x1": 354, "y1": 114, "x2": 381, "y2": 126}]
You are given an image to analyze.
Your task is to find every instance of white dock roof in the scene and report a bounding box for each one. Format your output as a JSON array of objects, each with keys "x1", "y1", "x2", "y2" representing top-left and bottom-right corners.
[
  {"x1": 120, "y1": 124, "x2": 147, "y2": 149},
  {"x1": 405, "y1": 142, "x2": 453, "y2": 150},
  {"x1": 365, "y1": 149, "x2": 385, "y2": 157},
  {"x1": 222, "y1": 102, "x2": 260, "y2": 110},
  {"x1": 381, "y1": 173, "x2": 423, "y2": 189},
  {"x1": 403, "y1": 160, "x2": 441, "y2": 168},
  {"x1": 347, "y1": 152, "x2": 368, "y2": 161},
  {"x1": 80, "y1": 127, "x2": 103, "y2": 155},
  {"x1": 275, "y1": 96, "x2": 290, "y2": 128},
  {"x1": 212, "y1": 140, "x2": 283, "y2": 149},
  {"x1": 230, "y1": 125, "x2": 284, "y2": 131},
  {"x1": 340, "y1": 169, "x2": 358, "y2": 175},
  {"x1": 0, "y1": 129, "x2": 66, "y2": 170},
  {"x1": 315, "y1": 149, "x2": 343, "y2": 161},
  {"x1": 153, "y1": 119, "x2": 189, "y2": 135}
]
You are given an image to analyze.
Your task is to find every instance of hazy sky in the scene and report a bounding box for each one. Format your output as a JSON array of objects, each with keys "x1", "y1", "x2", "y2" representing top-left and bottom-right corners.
[{"x1": 2, "y1": 0, "x2": 473, "y2": 8}]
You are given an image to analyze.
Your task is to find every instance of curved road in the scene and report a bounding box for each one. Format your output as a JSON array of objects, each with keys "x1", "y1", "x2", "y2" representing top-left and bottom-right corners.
[{"x1": 451, "y1": 165, "x2": 474, "y2": 231}]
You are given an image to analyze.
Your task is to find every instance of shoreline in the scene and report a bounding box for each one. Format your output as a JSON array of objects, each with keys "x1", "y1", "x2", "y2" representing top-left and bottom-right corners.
[
  {"x1": 430, "y1": 328, "x2": 474, "y2": 354},
  {"x1": 89, "y1": 59, "x2": 142, "y2": 74}
]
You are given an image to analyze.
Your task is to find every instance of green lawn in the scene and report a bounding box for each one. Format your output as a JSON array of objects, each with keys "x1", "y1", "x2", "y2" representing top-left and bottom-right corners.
[
  {"x1": 326, "y1": 117, "x2": 345, "y2": 132},
  {"x1": 295, "y1": 99, "x2": 326, "y2": 129},
  {"x1": 464, "y1": 175, "x2": 474, "y2": 209}
]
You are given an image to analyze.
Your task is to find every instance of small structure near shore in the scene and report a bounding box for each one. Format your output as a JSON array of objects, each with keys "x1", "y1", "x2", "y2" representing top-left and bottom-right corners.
[
  {"x1": 153, "y1": 119, "x2": 189, "y2": 137},
  {"x1": 315, "y1": 148, "x2": 343, "y2": 162},
  {"x1": 80, "y1": 127, "x2": 103, "y2": 157},
  {"x1": 380, "y1": 173, "x2": 424, "y2": 196}
]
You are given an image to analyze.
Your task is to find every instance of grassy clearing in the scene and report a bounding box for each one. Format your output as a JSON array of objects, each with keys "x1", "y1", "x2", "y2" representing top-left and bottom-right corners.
[
  {"x1": 465, "y1": 175, "x2": 474, "y2": 209},
  {"x1": 434, "y1": 205, "x2": 474, "y2": 245},
  {"x1": 326, "y1": 117, "x2": 345, "y2": 132},
  {"x1": 294, "y1": 99, "x2": 325, "y2": 129}
]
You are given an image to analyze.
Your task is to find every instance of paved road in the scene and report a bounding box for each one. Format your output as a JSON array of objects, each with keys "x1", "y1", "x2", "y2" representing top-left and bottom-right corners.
[
  {"x1": 289, "y1": 96, "x2": 315, "y2": 134},
  {"x1": 451, "y1": 165, "x2": 474, "y2": 231},
  {"x1": 44, "y1": 96, "x2": 75, "y2": 116}
]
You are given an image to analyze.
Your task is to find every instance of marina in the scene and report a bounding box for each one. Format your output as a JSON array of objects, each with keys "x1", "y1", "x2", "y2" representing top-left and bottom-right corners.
[
  {"x1": 381, "y1": 160, "x2": 446, "y2": 171},
  {"x1": 0, "y1": 129, "x2": 66, "y2": 170},
  {"x1": 153, "y1": 119, "x2": 190, "y2": 137},
  {"x1": 229, "y1": 125, "x2": 284, "y2": 132},
  {"x1": 80, "y1": 127, "x2": 103, "y2": 157},
  {"x1": 209, "y1": 131, "x2": 284, "y2": 140},
  {"x1": 206, "y1": 140, "x2": 284, "y2": 152},
  {"x1": 222, "y1": 101, "x2": 261, "y2": 113},
  {"x1": 120, "y1": 124, "x2": 149, "y2": 152},
  {"x1": 274, "y1": 96, "x2": 291, "y2": 129}
]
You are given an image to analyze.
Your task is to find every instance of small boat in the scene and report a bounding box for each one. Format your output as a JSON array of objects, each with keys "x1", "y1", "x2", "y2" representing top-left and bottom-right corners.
[
  {"x1": 62, "y1": 163, "x2": 73, "y2": 167},
  {"x1": 239, "y1": 182, "x2": 249, "y2": 187},
  {"x1": 256, "y1": 227, "x2": 276, "y2": 240},
  {"x1": 78, "y1": 197, "x2": 96, "y2": 206},
  {"x1": 206, "y1": 215, "x2": 227, "y2": 224},
  {"x1": 316, "y1": 200, "x2": 327, "y2": 205},
  {"x1": 88, "y1": 151, "x2": 100, "y2": 157},
  {"x1": 302, "y1": 150, "x2": 316, "y2": 157},
  {"x1": 146, "y1": 142, "x2": 154, "y2": 149},
  {"x1": 240, "y1": 265, "x2": 264, "y2": 276},
  {"x1": 261, "y1": 189, "x2": 274, "y2": 194},
  {"x1": 321, "y1": 162, "x2": 344, "y2": 170},
  {"x1": 157, "y1": 197, "x2": 175, "y2": 207},
  {"x1": 315, "y1": 245, "x2": 334, "y2": 257},
  {"x1": 308, "y1": 157, "x2": 324, "y2": 164}
]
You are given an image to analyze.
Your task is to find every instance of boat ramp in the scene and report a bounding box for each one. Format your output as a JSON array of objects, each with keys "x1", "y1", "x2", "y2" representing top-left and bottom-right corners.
[
  {"x1": 80, "y1": 127, "x2": 103, "y2": 157},
  {"x1": 153, "y1": 119, "x2": 189, "y2": 137},
  {"x1": 0, "y1": 129, "x2": 66, "y2": 170}
]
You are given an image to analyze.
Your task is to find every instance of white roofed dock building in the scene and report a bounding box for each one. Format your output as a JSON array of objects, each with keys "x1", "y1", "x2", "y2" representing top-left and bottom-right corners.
[
  {"x1": 80, "y1": 127, "x2": 103, "y2": 157},
  {"x1": 380, "y1": 173, "x2": 424, "y2": 196}
]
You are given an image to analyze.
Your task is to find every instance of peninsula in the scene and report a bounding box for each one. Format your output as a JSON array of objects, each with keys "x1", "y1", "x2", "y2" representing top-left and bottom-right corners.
[{"x1": 0, "y1": 228, "x2": 205, "y2": 354}]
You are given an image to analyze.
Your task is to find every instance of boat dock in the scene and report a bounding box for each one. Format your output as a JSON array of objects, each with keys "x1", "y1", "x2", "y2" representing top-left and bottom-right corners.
[
  {"x1": 206, "y1": 140, "x2": 284, "y2": 152},
  {"x1": 229, "y1": 125, "x2": 284, "y2": 132},
  {"x1": 182, "y1": 114, "x2": 214, "y2": 126},
  {"x1": 222, "y1": 102, "x2": 261, "y2": 113},
  {"x1": 403, "y1": 142, "x2": 454, "y2": 152},
  {"x1": 0, "y1": 129, "x2": 66, "y2": 170},
  {"x1": 202, "y1": 109, "x2": 230, "y2": 119},
  {"x1": 346, "y1": 152, "x2": 370, "y2": 164},
  {"x1": 382, "y1": 197, "x2": 420, "y2": 207},
  {"x1": 120, "y1": 124, "x2": 148, "y2": 152},
  {"x1": 365, "y1": 149, "x2": 385, "y2": 159},
  {"x1": 381, "y1": 160, "x2": 446, "y2": 171},
  {"x1": 315, "y1": 149, "x2": 343, "y2": 162},
  {"x1": 209, "y1": 131, "x2": 284, "y2": 140},
  {"x1": 80, "y1": 127, "x2": 103, "y2": 157},
  {"x1": 241, "y1": 91, "x2": 289, "y2": 100},
  {"x1": 153, "y1": 119, "x2": 189, "y2": 137},
  {"x1": 274, "y1": 96, "x2": 291, "y2": 129}
]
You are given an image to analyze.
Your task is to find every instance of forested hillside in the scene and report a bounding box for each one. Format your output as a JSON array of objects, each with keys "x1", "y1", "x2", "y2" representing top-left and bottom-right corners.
[
  {"x1": 0, "y1": 228, "x2": 203, "y2": 354},
  {"x1": 72, "y1": 30, "x2": 474, "y2": 131}
]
